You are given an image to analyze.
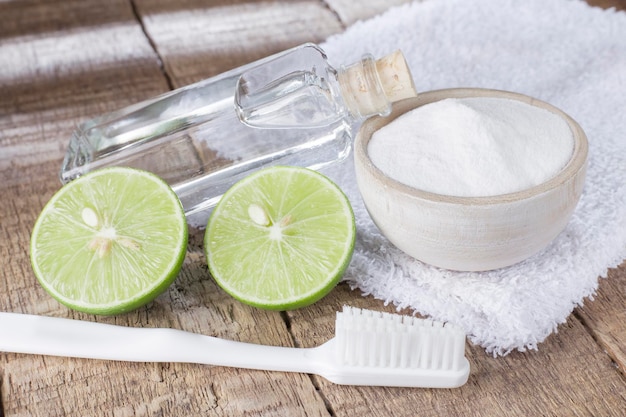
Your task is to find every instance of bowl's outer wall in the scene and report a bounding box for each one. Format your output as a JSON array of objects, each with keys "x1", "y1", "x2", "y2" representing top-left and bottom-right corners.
[{"x1": 354, "y1": 88, "x2": 588, "y2": 272}]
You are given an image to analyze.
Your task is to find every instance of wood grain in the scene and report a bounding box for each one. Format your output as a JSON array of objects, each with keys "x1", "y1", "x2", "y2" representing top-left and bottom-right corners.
[
  {"x1": 0, "y1": 0, "x2": 341, "y2": 415},
  {"x1": 324, "y1": 0, "x2": 413, "y2": 25},
  {"x1": 586, "y1": 0, "x2": 626, "y2": 9},
  {"x1": 576, "y1": 261, "x2": 626, "y2": 377},
  {"x1": 0, "y1": 0, "x2": 168, "y2": 189},
  {"x1": 288, "y1": 284, "x2": 626, "y2": 417},
  {"x1": 1, "y1": 0, "x2": 625, "y2": 416},
  {"x1": 134, "y1": 0, "x2": 344, "y2": 86}
]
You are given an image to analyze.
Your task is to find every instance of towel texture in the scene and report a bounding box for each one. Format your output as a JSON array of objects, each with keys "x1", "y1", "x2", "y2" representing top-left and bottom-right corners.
[{"x1": 320, "y1": 0, "x2": 626, "y2": 355}]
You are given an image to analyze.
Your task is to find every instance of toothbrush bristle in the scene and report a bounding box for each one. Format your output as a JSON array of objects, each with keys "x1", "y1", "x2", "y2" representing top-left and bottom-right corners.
[{"x1": 334, "y1": 306, "x2": 466, "y2": 371}]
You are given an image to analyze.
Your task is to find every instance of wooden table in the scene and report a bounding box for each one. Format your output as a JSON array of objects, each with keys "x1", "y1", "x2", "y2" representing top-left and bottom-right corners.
[{"x1": 2, "y1": 1, "x2": 625, "y2": 415}]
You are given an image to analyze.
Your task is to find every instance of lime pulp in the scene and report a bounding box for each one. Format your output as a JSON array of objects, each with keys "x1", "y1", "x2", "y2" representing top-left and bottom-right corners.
[
  {"x1": 204, "y1": 166, "x2": 356, "y2": 311},
  {"x1": 30, "y1": 167, "x2": 188, "y2": 315}
]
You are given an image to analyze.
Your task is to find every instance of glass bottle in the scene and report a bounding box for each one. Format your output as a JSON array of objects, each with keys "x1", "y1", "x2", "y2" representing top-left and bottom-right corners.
[{"x1": 60, "y1": 43, "x2": 416, "y2": 226}]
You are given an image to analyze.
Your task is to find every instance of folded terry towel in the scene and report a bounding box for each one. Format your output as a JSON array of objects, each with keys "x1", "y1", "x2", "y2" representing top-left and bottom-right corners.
[{"x1": 320, "y1": 0, "x2": 626, "y2": 355}]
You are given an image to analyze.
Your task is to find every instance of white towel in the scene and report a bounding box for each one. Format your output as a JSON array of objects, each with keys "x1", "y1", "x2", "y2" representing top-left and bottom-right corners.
[{"x1": 320, "y1": 0, "x2": 626, "y2": 355}]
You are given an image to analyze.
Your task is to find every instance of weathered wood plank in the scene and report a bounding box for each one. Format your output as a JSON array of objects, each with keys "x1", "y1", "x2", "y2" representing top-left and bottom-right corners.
[
  {"x1": 287, "y1": 283, "x2": 626, "y2": 417},
  {"x1": 576, "y1": 262, "x2": 626, "y2": 377},
  {"x1": 323, "y1": 0, "x2": 414, "y2": 25},
  {"x1": 121, "y1": 1, "x2": 350, "y2": 415},
  {"x1": 0, "y1": 0, "x2": 337, "y2": 415},
  {"x1": 1, "y1": 0, "x2": 625, "y2": 416},
  {"x1": 0, "y1": 0, "x2": 169, "y2": 189},
  {"x1": 586, "y1": 0, "x2": 626, "y2": 9},
  {"x1": 0, "y1": 0, "x2": 132, "y2": 40},
  {"x1": 1, "y1": 232, "x2": 332, "y2": 415},
  {"x1": 133, "y1": 0, "x2": 344, "y2": 86}
]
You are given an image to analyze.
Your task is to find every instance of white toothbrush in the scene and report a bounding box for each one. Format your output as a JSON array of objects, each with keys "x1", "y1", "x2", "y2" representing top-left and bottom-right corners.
[{"x1": 0, "y1": 306, "x2": 469, "y2": 388}]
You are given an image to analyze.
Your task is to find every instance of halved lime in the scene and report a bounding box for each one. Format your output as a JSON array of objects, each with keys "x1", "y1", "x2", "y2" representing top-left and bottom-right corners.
[
  {"x1": 205, "y1": 166, "x2": 355, "y2": 310},
  {"x1": 30, "y1": 167, "x2": 188, "y2": 315}
]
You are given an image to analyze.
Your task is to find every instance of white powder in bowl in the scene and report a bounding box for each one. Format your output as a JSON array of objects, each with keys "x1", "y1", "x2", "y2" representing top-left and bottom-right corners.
[{"x1": 367, "y1": 97, "x2": 574, "y2": 197}]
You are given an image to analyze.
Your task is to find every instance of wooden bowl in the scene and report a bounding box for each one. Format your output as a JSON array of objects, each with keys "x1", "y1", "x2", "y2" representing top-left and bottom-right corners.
[{"x1": 354, "y1": 88, "x2": 588, "y2": 271}]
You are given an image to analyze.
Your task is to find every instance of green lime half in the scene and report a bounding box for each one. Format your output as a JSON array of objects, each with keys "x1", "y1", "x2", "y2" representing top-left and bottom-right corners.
[
  {"x1": 30, "y1": 167, "x2": 188, "y2": 315},
  {"x1": 205, "y1": 166, "x2": 356, "y2": 311}
]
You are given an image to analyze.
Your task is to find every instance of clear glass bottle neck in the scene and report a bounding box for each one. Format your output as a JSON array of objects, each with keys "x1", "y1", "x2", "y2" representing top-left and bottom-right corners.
[
  {"x1": 235, "y1": 44, "x2": 416, "y2": 130},
  {"x1": 337, "y1": 54, "x2": 392, "y2": 121}
]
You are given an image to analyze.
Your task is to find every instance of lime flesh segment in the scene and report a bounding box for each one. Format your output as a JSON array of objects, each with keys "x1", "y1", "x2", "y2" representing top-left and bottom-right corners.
[
  {"x1": 30, "y1": 167, "x2": 188, "y2": 315},
  {"x1": 205, "y1": 166, "x2": 356, "y2": 311}
]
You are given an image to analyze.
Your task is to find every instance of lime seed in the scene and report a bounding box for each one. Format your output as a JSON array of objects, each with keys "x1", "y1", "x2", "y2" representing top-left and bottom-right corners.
[
  {"x1": 248, "y1": 203, "x2": 271, "y2": 226},
  {"x1": 205, "y1": 166, "x2": 355, "y2": 311},
  {"x1": 30, "y1": 167, "x2": 187, "y2": 315},
  {"x1": 81, "y1": 207, "x2": 99, "y2": 228}
]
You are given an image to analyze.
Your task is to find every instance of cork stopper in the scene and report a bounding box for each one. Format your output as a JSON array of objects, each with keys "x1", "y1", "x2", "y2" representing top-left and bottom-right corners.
[
  {"x1": 375, "y1": 50, "x2": 417, "y2": 103},
  {"x1": 338, "y1": 50, "x2": 417, "y2": 119}
]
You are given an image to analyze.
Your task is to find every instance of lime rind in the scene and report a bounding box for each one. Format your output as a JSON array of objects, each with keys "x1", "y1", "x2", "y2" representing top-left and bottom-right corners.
[
  {"x1": 205, "y1": 166, "x2": 356, "y2": 310},
  {"x1": 30, "y1": 167, "x2": 188, "y2": 315}
]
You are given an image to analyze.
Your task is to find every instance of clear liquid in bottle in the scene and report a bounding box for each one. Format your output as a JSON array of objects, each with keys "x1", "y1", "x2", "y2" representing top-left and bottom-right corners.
[{"x1": 60, "y1": 43, "x2": 416, "y2": 226}]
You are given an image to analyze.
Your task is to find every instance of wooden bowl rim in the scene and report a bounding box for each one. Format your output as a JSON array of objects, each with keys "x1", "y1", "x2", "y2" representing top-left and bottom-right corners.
[{"x1": 355, "y1": 88, "x2": 589, "y2": 205}]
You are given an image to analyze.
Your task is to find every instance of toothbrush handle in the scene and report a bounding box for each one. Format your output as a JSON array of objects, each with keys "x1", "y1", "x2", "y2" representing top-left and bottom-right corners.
[{"x1": 0, "y1": 313, "x2": 319, "y2": 373}]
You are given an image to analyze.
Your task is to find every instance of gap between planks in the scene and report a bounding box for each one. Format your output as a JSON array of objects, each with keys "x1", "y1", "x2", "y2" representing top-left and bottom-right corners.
[
  {"x1": 128, "y1": 0, "x2": 175, "y2": 90},
  {"x1": 124, "y1": 2, "x2": 348, "y2": 413},
  {"x1": 280, "y1": 311, "x2": 338, "y2": 416}
]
